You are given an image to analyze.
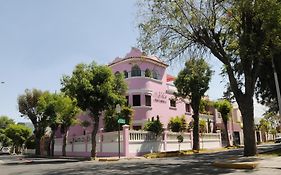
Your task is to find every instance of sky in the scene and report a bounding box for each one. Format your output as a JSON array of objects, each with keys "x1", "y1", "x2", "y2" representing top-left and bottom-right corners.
[{"x1": 0, "y1": 0, "x2": 266, "y2": 123}]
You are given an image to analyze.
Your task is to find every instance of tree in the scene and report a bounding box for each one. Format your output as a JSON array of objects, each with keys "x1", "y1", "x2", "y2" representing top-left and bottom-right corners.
[
  {"x1": 174, "y1": 58, "x2": 212, "y2": 151},
  {"x1": 58, "y1": 95, "x2": 80, "y2": 156},
  {"x1": 168, "y1": 115, "x2": 186, "y2": 132},
  {"x1": 18, "y1": 89, "x2": 47, "y2": 155},
  {"x1": 5, "y1": 124, "x2": 31, "y2": 153},
  {"x1": 61, "y1": 62, "x2": 127, "y2": 158},
  {"x1": 258, "y1": 118, "x2": 271, "y2": 141},
  {"x1": 138, "y1": 0, "x2": 281, "y2": 156},
  {"x1": 37, "y1": 92, "x2": 59, "y2": 156},
  {"x1": 38, "y1": 92, "x2": 80, "y2": 156},
  {"x1": 0, "y1": 116, "x2": 15, "y2": 129},
  {"x1": 199, "y1": 99, "x2": 213, "y2": 114},
  {"x1": 264, "y1": 112, "x2": 281, "y2": 133},
  {"x1": 214, "y1": 99, "x2": 232, "y2": 147},
  {"x1": 0, "y1": 116, "x2": 14, "y2": 150}
]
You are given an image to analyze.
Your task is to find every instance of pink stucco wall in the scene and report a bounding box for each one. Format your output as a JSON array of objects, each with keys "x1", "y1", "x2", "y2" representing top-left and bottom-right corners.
[{"x1": 60, "y1": 49, "x2": 193, "y2": 138}]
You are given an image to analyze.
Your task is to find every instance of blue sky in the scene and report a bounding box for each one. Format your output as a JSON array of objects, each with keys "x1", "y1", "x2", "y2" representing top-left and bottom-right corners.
[{"x1": 0, "y1": 0, "x2": 265, "y2": 122}]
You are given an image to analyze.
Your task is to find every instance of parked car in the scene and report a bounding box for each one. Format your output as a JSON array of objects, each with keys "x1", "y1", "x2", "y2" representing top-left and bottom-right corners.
[
  {"x1": 0, "y1": 147, "x2": 11, "y2": 155},
  {"x1": 275, "y1": 137, "x2": 281, "y2": 143}
]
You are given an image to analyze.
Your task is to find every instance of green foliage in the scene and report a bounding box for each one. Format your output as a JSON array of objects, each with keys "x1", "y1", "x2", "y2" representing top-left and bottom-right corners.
[
  {"x1": 258, "y1": 118, "x2": 271, "y2": 133},
  {"x1": 214, "y1": 100, "x2": 232, "y2": 123},
  {"x1": 61, "y1": 62, "x2": 127, "y2": 157},
  {"x1": 199, "y1": 99, "x2": 214, "y2": 114},
  {"x1": 25, "y1": 136, "x2": 35, "y2": 149},
  {"x1": 174, "y1": 58, "x2": 212, "y2": 102},
  {"x1": 144, "y1": 117, "x2": 163, "y2": 136},
  {"x1": 0, "y1": 129, "x2": 12, "y2": 147},
  {"x1": 168, "y1": 115, "x2": 186, "y2": 132},
  {"x1": 18, "y1": 88, "x2": 47, "y2": 155},
  {"x1": 264, "y1": 112, "x2": 281, "y2": 132},
  {"x1": 0, "y1": 116, "x2": 15, "y2": 129},
  {"x1": 5, "y1": 124, "x2": 31, "y2": 149},
  {"x1": 199, "y1": 119, "x2": 207, "y2": 133},
  {"x1": 56, "y1": 95, "x2": 80, "y2": 134},
  {"x1": 61, "y1": 62, "x2": 127, "y2": 116},
  {"x1": 104, "y1": 106, "x2": 133, "y2": 132},
  {"x1": 138, "y1": 0, "x2": 281, "y2": 156},
  {"x1": 177, "y1": 135, "x2": 184, "y2": 143},
  {"x1": 174, "y1": 58, "x2": 212, "y2": 150}
]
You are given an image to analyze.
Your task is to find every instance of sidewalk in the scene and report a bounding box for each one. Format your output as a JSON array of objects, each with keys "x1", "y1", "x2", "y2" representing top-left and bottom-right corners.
[{"x1": 0, "y1": 155, "x2": 87, "y2": 165}]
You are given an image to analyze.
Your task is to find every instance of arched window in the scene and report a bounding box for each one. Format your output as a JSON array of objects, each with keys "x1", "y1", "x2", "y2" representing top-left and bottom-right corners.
[
  {"x1": 131, "y1": 65, "x2": 141, "y2": 77},
  {"x1": 123, "y1": 70, "x2": 128, "y2": 78},
  {"x1": 145, "y1": 69, "x2": 152, "y2": 77},
  {"x1": 152, "y1": 70, "x2": 159, "y2": 79},
  {"x1": 115, "y1": 71, "x2": 120, "y2": 75}
]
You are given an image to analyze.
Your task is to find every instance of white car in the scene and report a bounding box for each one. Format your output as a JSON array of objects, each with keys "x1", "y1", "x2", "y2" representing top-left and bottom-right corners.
[{"x1": 0, "y1": 147, "x2": 10, "y2": 155}]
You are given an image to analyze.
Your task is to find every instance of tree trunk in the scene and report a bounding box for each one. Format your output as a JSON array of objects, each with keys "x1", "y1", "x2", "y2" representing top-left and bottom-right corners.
[
  {"x1": 62, "y1": 131, "x2": 68, "y2": 156},
  {"x1": 191, "y1": 97, "x2": 200, "y2": 151},
  {"x1": 49, "y1": 131, "x2": 56, "y2": 156},
  {"x1": 51, "y1": 136, "x2": 55, "y2": 156},
  {"x1": 91, "y1": 115, "x2": 100, "y2": 158},
  {"x1": 239, "y1": 97, "x2": 257, "y2": 156},
  {"x1": 223, "y1": 120, "x2": 231, "y2": 147},
  {"x1": 192, "y1": 112, "x2": 199, "y2": 151},
  {"x1": 34, "y1": 132, "x2": 41, "y2": 155}
]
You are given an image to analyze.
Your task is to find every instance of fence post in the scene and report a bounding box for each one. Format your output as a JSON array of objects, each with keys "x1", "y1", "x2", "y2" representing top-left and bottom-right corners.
[
  {"x1": 190, "y1": 129, "x2": 193, "y2": 149},
  {"x1": 216, "y1": 130, "x2": 222, "y2": 147},
  {"x1": 163, "y1": 128, "x2": 168, "y2": 152},
  {"x1": 123, "y1": 125, "x2": 130, "y2": 158},
  {"x1": 99, "y1": 128, "x2": 104, "y2": 155}
]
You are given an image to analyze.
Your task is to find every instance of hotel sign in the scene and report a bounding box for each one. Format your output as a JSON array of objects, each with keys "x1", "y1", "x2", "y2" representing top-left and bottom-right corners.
[{"x1": 153, "y1": 92, "x2": 167, "y2": 103}]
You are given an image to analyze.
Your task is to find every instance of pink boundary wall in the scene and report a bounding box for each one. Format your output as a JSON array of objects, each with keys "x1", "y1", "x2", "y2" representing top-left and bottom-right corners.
[{"x1": 54, "y1": 125, "x2": 222, "y2": 158}]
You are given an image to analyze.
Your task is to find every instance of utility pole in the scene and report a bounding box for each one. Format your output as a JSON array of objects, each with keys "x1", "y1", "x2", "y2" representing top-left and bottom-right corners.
[{"x1": 272, "y1": 57, "x2": 281, "y2": 116}]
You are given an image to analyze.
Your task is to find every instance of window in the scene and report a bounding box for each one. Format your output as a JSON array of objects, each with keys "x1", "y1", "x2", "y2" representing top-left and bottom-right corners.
[
  {"x1": 186, "y1": 103, "x2": 191, "y2": 112},
  {"x1": 145, "y1": 69, "x2": 152, "y2": 77},
  {"x1": 152, "y1": 70, "x2": 159, "y2": 79},
  {"x1": 123, "y1": 71, "x2": 128, "y2": 78},
  {"x1": 170, "y1": 99, "x2": 176, "y2": 107},
  {"x1": 133, "y1": 95, "x2": 141, "y2": 106},
  {"x1": 145, "y1": 95, "x2": 151, "y2": 106},
  {"x1": 126, "y1": 96, "x2": 129, "y2": 106},
  {"x1": 114, "y1": 71, "x2": 120, "y2": 75},
  {"x1": 131, "y1": 65, "x2": 141, "y2": 77}
]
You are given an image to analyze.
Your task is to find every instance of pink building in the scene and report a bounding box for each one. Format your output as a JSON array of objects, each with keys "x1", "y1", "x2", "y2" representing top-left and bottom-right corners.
[
  {"x1": 108, "y1": 48, "x2": 193, "y2": 129},
  {"x1": 64, "y1": 48, "x2": 193, "y2": 137},
  {"x1": 52, "y1": 48, "x2": 223, "y2": 157}
]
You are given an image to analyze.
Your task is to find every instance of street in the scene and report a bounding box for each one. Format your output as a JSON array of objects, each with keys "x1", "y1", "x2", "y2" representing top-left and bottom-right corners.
[{"x1": 1, "y1": 144, "x2": 281, "y2": 175}]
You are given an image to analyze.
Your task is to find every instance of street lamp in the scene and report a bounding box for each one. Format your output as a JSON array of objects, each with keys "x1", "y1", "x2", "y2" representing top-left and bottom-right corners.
[
  {"x1": 116, "y1": 104, "x2": 121, "y2": 159},
  {"x1": 272, "y1": 57, "x2": 281, "y2": 116}
]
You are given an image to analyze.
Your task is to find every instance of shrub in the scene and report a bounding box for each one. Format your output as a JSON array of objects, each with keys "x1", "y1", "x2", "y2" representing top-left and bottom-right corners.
[
  {"x1": 168, "y1": 115, "x2": 187, "y2": 132},
  {"x1": 144, "y1": 116, "x2": 163, "y2": 136}
]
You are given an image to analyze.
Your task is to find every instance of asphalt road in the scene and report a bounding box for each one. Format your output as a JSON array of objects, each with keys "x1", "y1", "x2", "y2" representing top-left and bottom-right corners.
[{"x1": 0, "y1": 144, "x2": 281, "y2": 175}]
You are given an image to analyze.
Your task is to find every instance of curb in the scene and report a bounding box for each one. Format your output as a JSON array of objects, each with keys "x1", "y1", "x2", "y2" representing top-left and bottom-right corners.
[
  {"x1": 213, "y1": 161, "x2": 259, "y2": 169},
  {"x1": 98, "y1": 158, "x2": 120, "y2": 162},
  {"x1": 3, "y1": 159, "x2": 80, "y2": 165}
]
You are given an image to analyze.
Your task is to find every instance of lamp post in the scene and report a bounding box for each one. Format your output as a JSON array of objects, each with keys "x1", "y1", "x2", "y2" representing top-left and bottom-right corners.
[
  {"x1": 272, "y1": 57, "x2": 281, "y2": 116},
  {"x1": 116, "y1": 104, "x2": 121, "y2": 159}
]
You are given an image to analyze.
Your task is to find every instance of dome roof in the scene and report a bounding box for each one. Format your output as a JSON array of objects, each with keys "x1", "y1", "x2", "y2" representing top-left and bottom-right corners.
[{"x1": 109, "y1": 47, "x2": 167, "y2": 67}]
